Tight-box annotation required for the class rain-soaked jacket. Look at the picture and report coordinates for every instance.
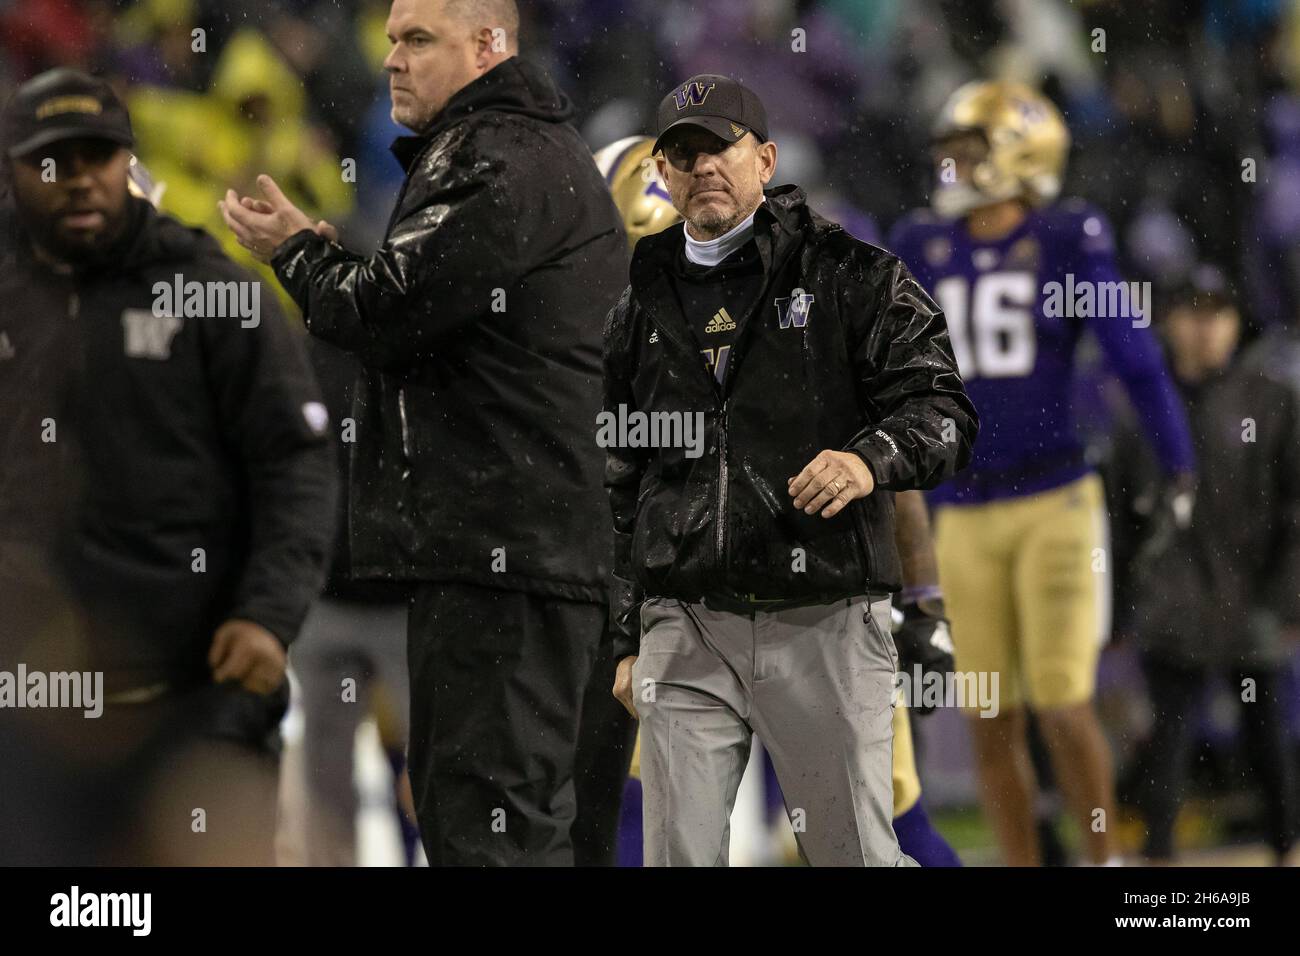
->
[0,197,337,692]
[604,186,978,657]
[273,57,627,601]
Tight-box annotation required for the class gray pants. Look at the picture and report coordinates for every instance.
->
[634,594,916,867]
[287,597,409,867]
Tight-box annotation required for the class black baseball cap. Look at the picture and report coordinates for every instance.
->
[1166,263,1235,313]
[3,68,134,160]
[653,74,769,154]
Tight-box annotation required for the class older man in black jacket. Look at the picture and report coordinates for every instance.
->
[604,76,977,866]
[221,0,627,865]
[0,69,337,864]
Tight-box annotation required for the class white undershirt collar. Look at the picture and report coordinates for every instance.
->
[683,201,764,267]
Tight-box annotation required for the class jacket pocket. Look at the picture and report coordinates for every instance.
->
[849,497,877,590]
[861,598,899,673]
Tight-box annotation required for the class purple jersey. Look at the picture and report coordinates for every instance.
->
[888,199,1195,505]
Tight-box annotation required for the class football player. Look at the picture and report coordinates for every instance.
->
[596,135,961,866]
[888,81,1196,865]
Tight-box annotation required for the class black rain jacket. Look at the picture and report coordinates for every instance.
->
[603,186,978,657]
[0,197,337,692]
[273,57,627,602]
[1109,358,1300,667]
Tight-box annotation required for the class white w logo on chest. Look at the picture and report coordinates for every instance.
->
[121,309,183,360]
[774,289,814,329]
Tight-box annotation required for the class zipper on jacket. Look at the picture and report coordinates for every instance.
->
[397,386,413,471]
[68,292,79,320]
[715,399,729,573]
[851,497,877,593]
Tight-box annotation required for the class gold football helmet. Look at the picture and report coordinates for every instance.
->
[930,80,1069,219]
[593,135,681,248]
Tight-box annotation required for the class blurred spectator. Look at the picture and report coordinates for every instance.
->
[1,0,109,78]
[1111,274,1299,863]
[0,68,337,864]
[1244,92,1300,328]
[127,27,353,303]
[112,0,208,90]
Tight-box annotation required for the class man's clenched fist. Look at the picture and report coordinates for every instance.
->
[208,618,287,696]
[612,655,638,719]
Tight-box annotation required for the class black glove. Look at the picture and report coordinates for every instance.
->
[892,597,955,716]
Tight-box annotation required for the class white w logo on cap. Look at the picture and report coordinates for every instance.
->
[673,81,715,110]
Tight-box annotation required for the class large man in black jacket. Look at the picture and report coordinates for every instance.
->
[0,69,337,864]
[221,0,628,864]
[604,76,977,866]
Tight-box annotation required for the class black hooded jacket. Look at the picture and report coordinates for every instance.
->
[273,56,628,601]
[0,197,337,692]
[1109,357,1300,667]
[604,187,978,657]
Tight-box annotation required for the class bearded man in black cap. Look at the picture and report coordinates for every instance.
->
[603,75,978,866]
[0,68,336,865]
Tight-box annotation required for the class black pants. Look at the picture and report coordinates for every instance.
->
[1139,654,1296,860]
[572,630,638,866]
[406,581,605,865]
[0,681,282,866]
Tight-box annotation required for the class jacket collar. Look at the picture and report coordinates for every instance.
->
[627,184,819,378]
[630,183,811,298]
[390,56,573,172]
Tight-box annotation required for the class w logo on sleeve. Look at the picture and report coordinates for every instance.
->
[673,80,716,110]
[775,290,815,329]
